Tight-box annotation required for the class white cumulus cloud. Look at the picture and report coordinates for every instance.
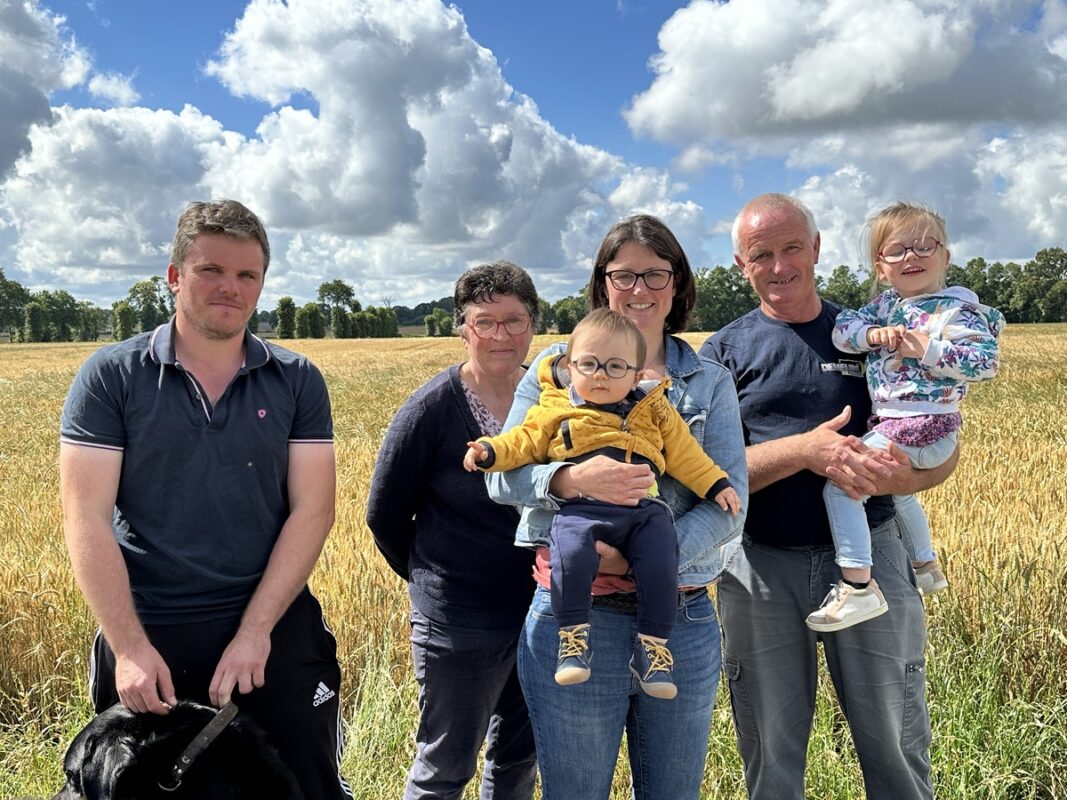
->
[88,71,140,106]
[1,104,227,300]
[0,0,709,306]
[0,0,90,176]
[634,0,1067,271]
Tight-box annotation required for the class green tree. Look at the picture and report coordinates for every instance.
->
[295,306,311,338]
[112,301,137,340]
[296,302,325,338]
[127,276,173,333]
[330,305,350,338]
[32,289,79,341]
[381,306,399,337]
[76,301,105,341]
[1041,280,1067,322]
[0,267,31,332]
[691,267,757,331]
[949,257,989,299]
[553,296,585,334]
[1013,248,1067,322]
[23,301,47,342]
[822,265,870,310]
[350,310,369,337]
[369,309,384,337]
[275,296,296,339]
[317,279,359,310]
[431,307,453,337]
[424,314,437,337]
[537,298,554,334]
[994,261,1024,321]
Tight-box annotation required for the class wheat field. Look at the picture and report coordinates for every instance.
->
[1,326,1065,798]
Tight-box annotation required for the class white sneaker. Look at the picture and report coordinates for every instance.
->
[914,562,949,595]
[806,579,888,632]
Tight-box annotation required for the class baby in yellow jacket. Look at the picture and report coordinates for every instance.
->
[465,308,738,699]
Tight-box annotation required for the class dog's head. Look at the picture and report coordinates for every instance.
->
[53,702,303,800]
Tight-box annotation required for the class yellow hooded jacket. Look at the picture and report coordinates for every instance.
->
[477,355,729,499]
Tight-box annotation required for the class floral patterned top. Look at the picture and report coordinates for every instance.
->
[833,285,1005,418]
[461,379,504,437]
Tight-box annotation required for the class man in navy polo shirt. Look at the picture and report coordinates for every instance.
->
[60,199,351,798]
[701,193,957,799]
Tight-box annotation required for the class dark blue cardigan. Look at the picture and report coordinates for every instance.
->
[366,364,535,630]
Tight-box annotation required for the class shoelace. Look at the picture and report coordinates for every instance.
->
[638,640,674,677]
[558,626,590,659]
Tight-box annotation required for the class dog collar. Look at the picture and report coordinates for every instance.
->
[158,702,240,792]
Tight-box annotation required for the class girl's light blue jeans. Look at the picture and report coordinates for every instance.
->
[823,429,958,567]
[517,585,719,800]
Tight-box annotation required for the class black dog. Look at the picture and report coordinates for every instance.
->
[53,701,305,799]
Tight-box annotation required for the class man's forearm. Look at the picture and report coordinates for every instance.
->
[746,435,811,493]
[65,520,148,654]
[238,506,334,637]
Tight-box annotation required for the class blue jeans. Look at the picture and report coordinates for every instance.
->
[718,521,932,800]
[405,607,536,800]
[823,429,957,567]
[518,585,720,800]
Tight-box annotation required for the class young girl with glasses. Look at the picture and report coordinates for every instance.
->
[464,308,740,698]
[806,202,1005,632]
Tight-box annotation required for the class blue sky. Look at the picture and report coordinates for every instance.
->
[2,0,1066,309]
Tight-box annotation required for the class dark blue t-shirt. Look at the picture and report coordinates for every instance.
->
[700,301,893,548]
[60,321,333,623]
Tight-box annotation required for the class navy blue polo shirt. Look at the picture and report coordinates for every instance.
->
[60,321,333,624]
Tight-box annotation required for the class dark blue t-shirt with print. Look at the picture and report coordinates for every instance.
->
[700,301,894,548]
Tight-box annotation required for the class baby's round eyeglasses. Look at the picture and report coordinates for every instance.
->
[570,356,638,379]
[879,238,942,264]
[468,315,531,338]
[603,269,674,291]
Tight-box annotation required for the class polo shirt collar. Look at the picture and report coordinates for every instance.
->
[149,317,272,370]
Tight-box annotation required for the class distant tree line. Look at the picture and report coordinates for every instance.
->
[0,270,399,342]
[421,298,558,337]
[3,249,1066,342]
[271,279,399,340]
[544,248,1067,334]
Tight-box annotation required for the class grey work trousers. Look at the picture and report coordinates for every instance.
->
[718,520,933,800]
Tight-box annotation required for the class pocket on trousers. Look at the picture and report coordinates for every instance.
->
[681,592,716,623]
[901,661,931,753]
[528,588,555,621]
[724,656,759,743]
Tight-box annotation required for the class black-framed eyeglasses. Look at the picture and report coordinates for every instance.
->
[569,355,638,379]
[468,314,531,338]
[603,269,674,291]
[879,237,942,264]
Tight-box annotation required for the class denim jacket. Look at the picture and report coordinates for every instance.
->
[486,335,748,587]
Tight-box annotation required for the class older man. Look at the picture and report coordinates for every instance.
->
[701,193,953,799]
[60,200,351,798]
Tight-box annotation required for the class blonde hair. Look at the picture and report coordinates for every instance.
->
[866,202,949,290]
[565,308,647,370]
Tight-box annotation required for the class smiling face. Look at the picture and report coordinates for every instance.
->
[603,241,676,340]
[459,293,534,380]
[567,327,642,406]
[734,203,821,322]
[168,233,265,341]
[875,223,951,298]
